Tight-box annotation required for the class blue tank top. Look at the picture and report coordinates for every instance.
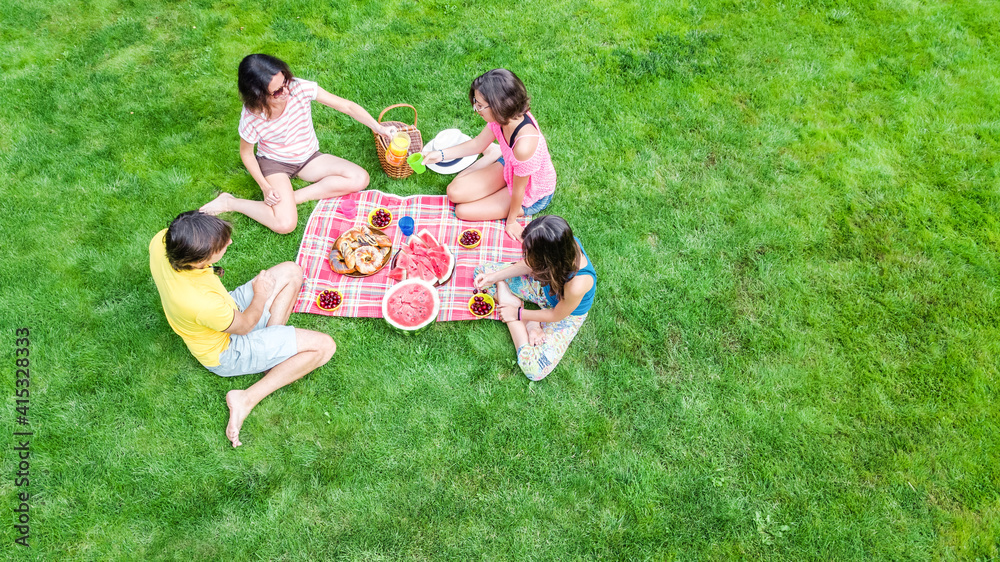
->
[543,238,596,316]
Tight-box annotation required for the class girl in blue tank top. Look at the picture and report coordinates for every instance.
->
[473,215,596,381]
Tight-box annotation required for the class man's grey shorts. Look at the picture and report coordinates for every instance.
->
[206,280,298,378]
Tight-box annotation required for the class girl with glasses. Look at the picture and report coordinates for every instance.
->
[201,54,395,234]
[421,69,557,241]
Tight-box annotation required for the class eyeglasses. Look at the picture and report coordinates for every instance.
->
[270,79,290,98]
[472,99,489,113]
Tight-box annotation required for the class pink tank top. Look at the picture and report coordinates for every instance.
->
[487,112,556,206]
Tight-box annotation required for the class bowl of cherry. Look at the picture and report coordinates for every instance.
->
[368,208,393,229]
[468,292,495,318]
[316,289,343,312]
[458,229,482,249]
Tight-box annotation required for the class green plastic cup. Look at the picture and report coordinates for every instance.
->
[407,152,426,174]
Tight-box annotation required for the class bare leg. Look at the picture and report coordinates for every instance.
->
[261,262,303,327]
[293,154,370,203]
[225,328,335,447]
[455,188,520,221]
[497,281,529,349]
[453,143,501,178]
[200,174,300,234]
[446,161,506,205]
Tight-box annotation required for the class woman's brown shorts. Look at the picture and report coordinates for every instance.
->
[256,151,322,178]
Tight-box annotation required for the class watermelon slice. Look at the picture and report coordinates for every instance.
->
[413,229,454,284]
[414,257,438,282]
[409,238,428,256]
[418,230,439,248]
[426,250,450,279]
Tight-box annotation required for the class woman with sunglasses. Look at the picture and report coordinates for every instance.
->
[201,54,395,234]
[421,69,556,241]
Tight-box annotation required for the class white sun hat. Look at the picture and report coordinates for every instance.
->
[424,129,479,174]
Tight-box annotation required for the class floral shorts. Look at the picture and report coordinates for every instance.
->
[475,262,588,381]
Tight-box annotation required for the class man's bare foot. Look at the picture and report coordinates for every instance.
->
[225,389,251,448]
[526,321,546,346]
[200,193,235,216]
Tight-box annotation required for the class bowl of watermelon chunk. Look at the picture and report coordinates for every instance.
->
[383,279,440,334]
[387,229,455,286]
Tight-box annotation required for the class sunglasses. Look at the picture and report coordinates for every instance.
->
[270,79,290,98]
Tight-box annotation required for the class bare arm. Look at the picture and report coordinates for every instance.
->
[421,126,496,164]
[501,273,593,324]
[504,134,540,240]
[223,271,275,335]
[315,87,395,140]
[240,139,282,206]
[473,259,532,292]
[505,174,528,241]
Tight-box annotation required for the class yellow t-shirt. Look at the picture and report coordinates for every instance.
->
[149,229,237,367]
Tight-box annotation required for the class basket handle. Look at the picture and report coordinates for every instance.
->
[378,104,418,127]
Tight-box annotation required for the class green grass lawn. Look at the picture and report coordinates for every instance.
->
[2,0,998,558]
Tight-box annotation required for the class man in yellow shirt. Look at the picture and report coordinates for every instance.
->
[150,211,335,447]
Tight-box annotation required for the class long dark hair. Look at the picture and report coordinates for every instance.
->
[469,69,530,126]
[238,54,293,118]
[165,211,232,271]
[522,215,579,300]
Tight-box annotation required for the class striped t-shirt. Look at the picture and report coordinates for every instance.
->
[238,78,320,164]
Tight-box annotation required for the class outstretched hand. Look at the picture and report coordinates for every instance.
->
[377,124,397,143]
[473,272,493,293]
[421,147,443,166]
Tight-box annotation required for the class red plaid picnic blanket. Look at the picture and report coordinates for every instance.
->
[293,190,526,321]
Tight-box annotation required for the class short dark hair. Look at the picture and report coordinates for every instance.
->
[165,211,232,271]
[469,69,530,126]
[238,54,294,118]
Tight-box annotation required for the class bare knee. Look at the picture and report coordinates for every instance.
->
[318,333,336,363]
[454,203,473,221]
[296,329,336,363]
[348,168,369,192]
[446,180,465,203]
[271,217,298,235]
[271,262,303,287]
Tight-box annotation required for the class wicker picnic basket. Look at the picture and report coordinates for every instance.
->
[374,104,423,180]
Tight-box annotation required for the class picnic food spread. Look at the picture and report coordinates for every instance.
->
[329,225,393,276]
